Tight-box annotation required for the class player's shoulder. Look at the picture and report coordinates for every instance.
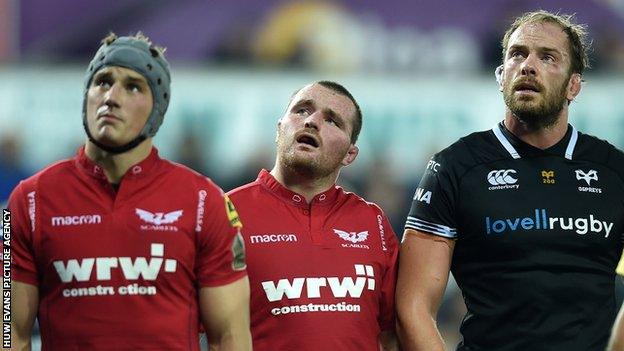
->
[575,131,624,175]
[7,158,74,208]
[432,129,501,174]
[19,158,76,191]
[338,189,398,243]
[161,160,226,198]
[575,131,622,161]
[226,179,262,200]
[338,187,386,215]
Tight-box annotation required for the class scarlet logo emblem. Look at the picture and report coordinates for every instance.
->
[487,169,517,185]
[135,209,183,225]
[333,229,369,243]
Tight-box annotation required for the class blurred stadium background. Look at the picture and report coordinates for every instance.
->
[1,0,624,349]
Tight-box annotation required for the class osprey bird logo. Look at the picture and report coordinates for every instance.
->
[136,209,183,225]
[333,229,369,243]
[575,169,598,186]
[541,170,554,179]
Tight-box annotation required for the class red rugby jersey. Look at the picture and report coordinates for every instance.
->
[227,170,398,351]
[9,147,246,351]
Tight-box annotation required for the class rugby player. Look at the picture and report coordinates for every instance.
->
[9,33,251,350]
[228,81,399,350]
[396,10,624,351]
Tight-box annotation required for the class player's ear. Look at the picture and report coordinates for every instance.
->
[341,144,358,166]
[275,118,282,144]
[566,73,582,103]
[495,65,504,92]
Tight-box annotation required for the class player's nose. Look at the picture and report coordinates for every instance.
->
[304,112,322,131]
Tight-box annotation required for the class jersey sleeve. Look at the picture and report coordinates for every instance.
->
[606,144,624,246]
[616,251,624,276]
[404,152,459,239]
[376,211,399,332]
[195,182,247,287]
[7,180,39,285]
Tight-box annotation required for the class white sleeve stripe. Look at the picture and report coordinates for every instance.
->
[405,217,457,238]
[405,223,457,238]
[406,216,457,233]
[405,221,456,234]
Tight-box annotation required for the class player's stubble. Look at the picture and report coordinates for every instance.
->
[503,73,570,130]
[276,127,349,179]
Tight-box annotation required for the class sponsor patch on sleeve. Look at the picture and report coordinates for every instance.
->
[231,231,246,271]
[223,195,242,228]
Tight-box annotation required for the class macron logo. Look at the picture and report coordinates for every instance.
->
[136,209,183,225]
[52,214,101,226]
[250,234,298,244]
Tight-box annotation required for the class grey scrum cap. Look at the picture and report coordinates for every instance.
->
[82,35,171,152]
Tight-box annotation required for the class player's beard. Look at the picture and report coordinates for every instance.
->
[503,76,569,130]
[276,129,347,180]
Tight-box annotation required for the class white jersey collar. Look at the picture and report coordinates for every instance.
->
[492,122,578,160]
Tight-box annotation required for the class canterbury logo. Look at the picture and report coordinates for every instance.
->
[575,169,598,186]
[135,209,183,225]
[487,169,518,185]
[333,229,369,243]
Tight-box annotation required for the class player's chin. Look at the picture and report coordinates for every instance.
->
[93,131,131,148]
[288,154,319,169]
[511,99,540,114]
[514,94,540,103]
[291,152,317,165]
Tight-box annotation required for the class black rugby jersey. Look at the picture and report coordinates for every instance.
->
[406,122,624,351]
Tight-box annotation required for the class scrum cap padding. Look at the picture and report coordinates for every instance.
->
[83,36,171,138]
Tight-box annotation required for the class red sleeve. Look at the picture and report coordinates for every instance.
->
[195,183,247,287]
[8,180,39,285]
[377,212,399,332]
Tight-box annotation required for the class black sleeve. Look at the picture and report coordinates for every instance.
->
[404,150,461,239]
[606,144,624,244]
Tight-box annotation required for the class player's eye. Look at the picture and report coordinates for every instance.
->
[94,77,112,88]
[326,117,340,127]
[510,50,525,59]
[296,108,310,116]
[542,54,555,63]
[127,83,142,93]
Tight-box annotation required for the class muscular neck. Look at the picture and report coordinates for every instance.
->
[504,108,569,149]
[84,138,153,184]
[270,161,339,204]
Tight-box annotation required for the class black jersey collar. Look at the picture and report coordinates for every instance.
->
[492,121,578,160]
